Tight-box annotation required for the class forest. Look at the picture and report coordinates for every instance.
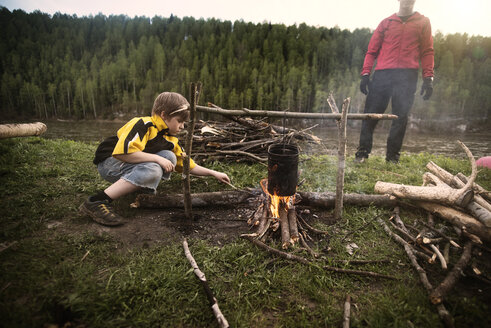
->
[0,7,490,124]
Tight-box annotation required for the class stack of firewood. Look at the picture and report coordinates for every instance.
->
[374,142,490,327]
[189,117,321,163]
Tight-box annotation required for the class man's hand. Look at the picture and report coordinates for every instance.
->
[360,75,370,95]
[420,77,433,100]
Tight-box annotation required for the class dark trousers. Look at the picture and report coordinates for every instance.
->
[356,69,418,161]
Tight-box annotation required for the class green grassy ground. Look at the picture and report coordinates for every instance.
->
[0,137,489,327]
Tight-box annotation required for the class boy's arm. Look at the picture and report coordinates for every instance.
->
[114,152,175,173]
[190,164,230,184]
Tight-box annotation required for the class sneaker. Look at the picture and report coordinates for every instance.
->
[386,157,399,164]
[354,156,367,164]
[79,199,124,226]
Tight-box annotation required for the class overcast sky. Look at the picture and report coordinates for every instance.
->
[1,0,490,37]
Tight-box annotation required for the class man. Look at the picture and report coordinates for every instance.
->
[355,0,434,163]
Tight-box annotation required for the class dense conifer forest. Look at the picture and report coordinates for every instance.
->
[0,7,490,122]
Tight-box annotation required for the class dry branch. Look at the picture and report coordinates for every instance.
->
[196,104,398,120]
[342,295,351,328]
[378,218,454,327]
[333,97,350,220]
[183,82,199,219]
[182,239,229,328]
[430,241,473,305]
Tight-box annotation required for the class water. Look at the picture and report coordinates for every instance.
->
[40,119,490,159]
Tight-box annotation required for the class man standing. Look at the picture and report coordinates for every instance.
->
[355,0,434,163]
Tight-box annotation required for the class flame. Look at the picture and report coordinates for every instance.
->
[260,179,295,218]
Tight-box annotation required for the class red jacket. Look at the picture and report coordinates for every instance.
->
[361,12,434,78]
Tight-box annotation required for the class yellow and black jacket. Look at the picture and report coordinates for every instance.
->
[93,115,196,173]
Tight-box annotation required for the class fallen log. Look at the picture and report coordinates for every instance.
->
[134,190,398,209]
[416,201,491,243]
[0,122,47,139]
[298,191,397,208]
[133,190,256,208]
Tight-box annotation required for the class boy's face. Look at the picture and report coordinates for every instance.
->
[163,115,186,135]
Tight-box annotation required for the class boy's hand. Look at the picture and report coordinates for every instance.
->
[214,172,231,184]
[159,158,175,173]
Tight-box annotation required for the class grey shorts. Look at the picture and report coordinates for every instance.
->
[97,150,177,193]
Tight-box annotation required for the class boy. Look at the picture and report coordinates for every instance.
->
[80,92,230,226]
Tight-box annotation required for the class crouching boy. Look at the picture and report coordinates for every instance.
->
[80,92,230,226]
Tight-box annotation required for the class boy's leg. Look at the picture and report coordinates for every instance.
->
[81,152,175,226]
[356,70,392,161]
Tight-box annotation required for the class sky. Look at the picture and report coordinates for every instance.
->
[1,0,490,37]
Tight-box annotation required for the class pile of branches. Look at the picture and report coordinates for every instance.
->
[374,141,491,327]
[190,116,321,163]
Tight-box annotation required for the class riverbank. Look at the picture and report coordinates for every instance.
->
[0,137,490,327]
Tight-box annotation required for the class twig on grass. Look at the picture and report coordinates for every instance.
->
[241,235,397,280]
[182,239,229,328]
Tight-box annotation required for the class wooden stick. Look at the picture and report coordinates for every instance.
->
[430,241,473,305]
[182,239,229,328]
[241,235,397,280]
[377,218,455,327]
[334,97,350,220]
[183,82,199,219]
[342,295,351,328]
[279,206,290,249]
[429,244,447,270]
[196,104,398,120]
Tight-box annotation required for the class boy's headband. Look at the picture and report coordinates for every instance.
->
[169,105,189,116]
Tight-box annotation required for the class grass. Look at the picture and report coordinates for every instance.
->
[0,137,490,327]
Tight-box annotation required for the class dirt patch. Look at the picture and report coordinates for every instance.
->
[62,203,256,249]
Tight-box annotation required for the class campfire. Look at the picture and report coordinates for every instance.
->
[246,143,323,253]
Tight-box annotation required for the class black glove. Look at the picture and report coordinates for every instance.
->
[420,77,433,100]
[360,75,369,95]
